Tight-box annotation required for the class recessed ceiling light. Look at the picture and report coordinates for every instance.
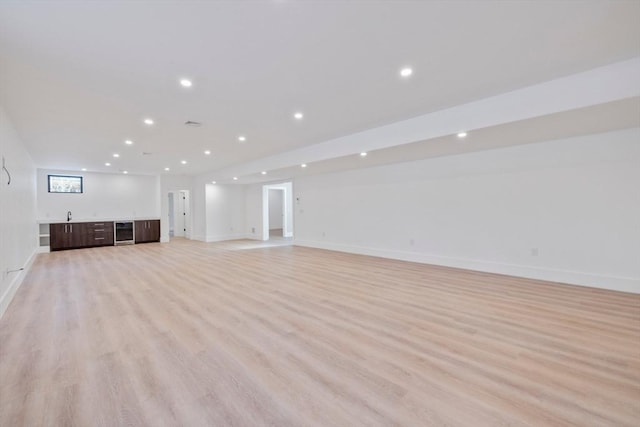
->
[457,131,468,138]
[238,136,246,142]
[294,112,304,120]
[204,150,211,155]
[211,181,217,184]
[125,140,133,145]
[301,163,307,168]
[81,168,87,171]
[164,167,170,171]
[400,67,413,78]
[233,177,238,181]
[180,79,193,88]
[181,160,187,164]
[123,171,128,174]
[144,118,154,125]
[261,171,267,175]
[105,162,111,166]
[113,153,120,158]
[360,152,368,157]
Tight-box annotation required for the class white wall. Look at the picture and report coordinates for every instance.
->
[294,128,640,293]
[0,106,37,318]
[268,189,283,230]
[245,184,263,240]
[282,182,293,238]
[37,169,160,221]
[205,184,246,242]
[168,192,175,235]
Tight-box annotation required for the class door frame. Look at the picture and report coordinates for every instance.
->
[262,182,293,241]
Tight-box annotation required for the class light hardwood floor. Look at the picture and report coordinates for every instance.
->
[1,239,639,426]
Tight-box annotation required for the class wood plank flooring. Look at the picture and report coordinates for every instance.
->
[1,239,639,426]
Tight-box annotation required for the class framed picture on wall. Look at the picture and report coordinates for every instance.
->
[48,175,83,193]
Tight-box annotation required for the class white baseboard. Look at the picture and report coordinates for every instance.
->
[205,233,249,243]
[294,239,640,294]
[0,249,38,320]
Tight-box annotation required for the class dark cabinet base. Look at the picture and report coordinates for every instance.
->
[134,220,161,243]
[50,220,157,251]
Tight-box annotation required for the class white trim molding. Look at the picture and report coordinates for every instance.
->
[294,239,640,294]
[0,249,38,319]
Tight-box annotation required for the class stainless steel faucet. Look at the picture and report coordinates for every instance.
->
[67,211,72,222]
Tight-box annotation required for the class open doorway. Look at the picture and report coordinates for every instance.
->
[268,188,285,239]
[167,190,190,240]
[262,182,293,241]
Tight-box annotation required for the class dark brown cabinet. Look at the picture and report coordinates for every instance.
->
[86,222,114,247]
[50,223,72,250]
[134,220,160,243]
[50,221,114,251]
[50,220,159,251]
[50,222,86,250]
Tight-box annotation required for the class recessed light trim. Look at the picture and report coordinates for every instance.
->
[261,171,267,175]
[238,136,246,142]
[204,150,211,155]
[113,153,120,158]
[457,131,468,138]
[400,67,413,78]
[181,160,187,164]
[180,79,193,87]
[105,162,111,166]
[125,140,133,145]
[81,168,87,171]
[211,181,217,184]
[301,163,307,168]
[164,167,170,171]
[360,152,368,157]
[233,177,238,181]
[144,118,154,125]
[294,112,304,120]
[123,171,128,174]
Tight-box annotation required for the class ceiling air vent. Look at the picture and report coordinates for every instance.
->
[142,152,152,156]
[185,121,202,127]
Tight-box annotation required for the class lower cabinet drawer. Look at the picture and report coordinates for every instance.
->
[91,235,114,245]
[88,228,114,246]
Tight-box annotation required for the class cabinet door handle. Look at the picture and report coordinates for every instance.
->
[70,224,73,232]
[94,223,104,226]
[95,229,104,232]
[65,224,68,233]
[94,237,104,240]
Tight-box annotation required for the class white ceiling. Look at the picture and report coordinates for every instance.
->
[0,1,639,176]
[245,97,640,185]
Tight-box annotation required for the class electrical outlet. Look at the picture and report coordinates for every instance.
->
[251,227,255,234]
